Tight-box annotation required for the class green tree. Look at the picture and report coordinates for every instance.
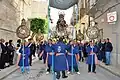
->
[30,18,48,39]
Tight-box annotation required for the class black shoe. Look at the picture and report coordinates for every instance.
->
[93,72,96,74]
[10,64,14,65]
[88,71,90,73]
[56,76,60,79]
[105,64,109,66]
[62,76,68,78]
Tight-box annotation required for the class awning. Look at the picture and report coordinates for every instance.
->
[49,0,78,10]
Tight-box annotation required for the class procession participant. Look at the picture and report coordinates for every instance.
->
[17,40,30,73]
[38,41,44,60]
[45,39,54,74]
[28,39,33,66]
[77,40,84,62]
[67,40,80,74]
[39,41,47,64]
[52,39,56,45]
[53,37,68,79]
[83,41,89,59]
[86,41,98,73]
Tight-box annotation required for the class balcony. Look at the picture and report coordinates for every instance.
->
[87,0,110,17]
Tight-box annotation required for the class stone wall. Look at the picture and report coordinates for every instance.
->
[31,0,47,19]
[94,0,120,67]
[0,0,19,42]
[0,0,32,42]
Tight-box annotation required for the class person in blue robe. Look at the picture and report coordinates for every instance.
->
[66,40,80,74]
[77,41,84,62]
[17,41,30,73]
[45,39,54,74]
[53,37,68,79]
[39,41,47,64]
[86,41,98,73]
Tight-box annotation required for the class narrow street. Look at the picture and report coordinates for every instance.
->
[3,60,120,80]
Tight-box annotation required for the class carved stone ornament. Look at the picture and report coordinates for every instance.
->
[16,19,30,39]
[76,30,84,40]
[86,25,99,39]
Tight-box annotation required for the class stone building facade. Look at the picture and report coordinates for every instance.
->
[0,0,32,42]
[79,0,120,68]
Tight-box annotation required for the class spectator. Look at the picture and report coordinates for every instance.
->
[8,40,15,65]
[105,38,113,65]
[97,39,103,61]
[4,42,10,67]
[101,39,106,63]
[0,39,6,69]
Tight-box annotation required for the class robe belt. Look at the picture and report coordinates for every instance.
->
[56,53,65,55]
[89,53,95,55]
[48,52,54,55]
[68,53,75,55]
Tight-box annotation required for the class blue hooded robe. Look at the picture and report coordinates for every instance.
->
[18,45,30,67]
[45,44,54,66]
[67,44,79,66]
[53,42,68,71]
[86,45,98,64]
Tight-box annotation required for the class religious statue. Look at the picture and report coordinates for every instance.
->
[56,12,68,37]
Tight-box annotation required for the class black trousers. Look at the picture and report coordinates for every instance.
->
[56,71,66,79]
[69,66,79,72]
[9,52,14,65]
[103,52,106,63]
[88,64,96,72]
[33,50,36,57]
[0,54,5,69]
[29,53,32,66]
[47,64,51,72]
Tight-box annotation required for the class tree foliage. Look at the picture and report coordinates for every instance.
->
[30,18,47,34]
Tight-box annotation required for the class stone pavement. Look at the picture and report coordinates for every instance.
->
[0,57,38,80]
[2,61,120,80]
[99,61,120,77]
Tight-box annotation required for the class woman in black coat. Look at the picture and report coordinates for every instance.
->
[4,42,10,67]
[0,39,6,69]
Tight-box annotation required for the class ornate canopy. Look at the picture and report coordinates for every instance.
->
[49,0,78,10]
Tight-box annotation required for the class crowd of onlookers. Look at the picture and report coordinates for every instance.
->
[0,39,15,70]
[0,38,36,71]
